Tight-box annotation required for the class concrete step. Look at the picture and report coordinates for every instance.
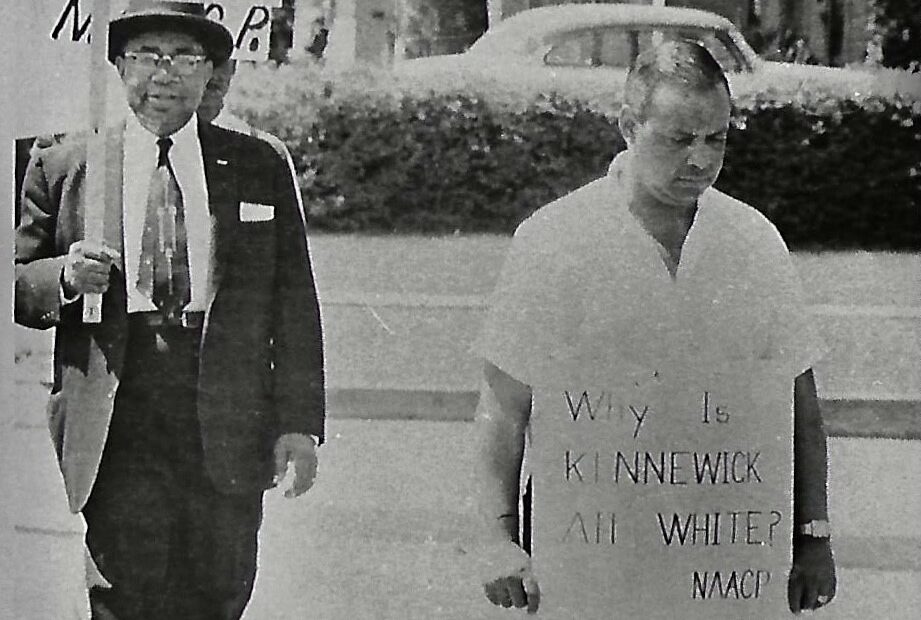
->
[14,357,921,441]
[320,299,921,401]
[325,388,921,440]
[15,300,921,403]
[6,421,919,566]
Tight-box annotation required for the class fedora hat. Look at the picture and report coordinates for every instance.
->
[108,0,234,64]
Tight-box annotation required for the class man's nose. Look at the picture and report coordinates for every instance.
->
[150,61,178,81]
[687,138,716,169]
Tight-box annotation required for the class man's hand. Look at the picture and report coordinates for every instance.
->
[484,568,540,614]
[788,537,836,613]
[480,539,540,614]
[273,433,318,498]
[62,240,120,296]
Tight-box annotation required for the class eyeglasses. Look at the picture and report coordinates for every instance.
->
[123,51,208,75]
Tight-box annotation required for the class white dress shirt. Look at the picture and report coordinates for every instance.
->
[123,114,211,313]
[477,150,826,387]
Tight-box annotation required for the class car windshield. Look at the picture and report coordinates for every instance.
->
[543,25,749,73]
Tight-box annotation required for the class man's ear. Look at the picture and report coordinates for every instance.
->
[202,60,214,83]
[618,105,638,146]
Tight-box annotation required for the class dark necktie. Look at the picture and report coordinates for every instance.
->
[137,137,191,322]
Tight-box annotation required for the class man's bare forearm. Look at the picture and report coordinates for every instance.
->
[474,361,532,541]
[793,369,830,524]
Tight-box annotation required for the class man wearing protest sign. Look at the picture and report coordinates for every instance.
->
[474,40,836,617]
[14,1,325,617]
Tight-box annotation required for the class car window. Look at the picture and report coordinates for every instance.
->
[543,25,747,73]
[544,27,635,68]
[646,27,747,72]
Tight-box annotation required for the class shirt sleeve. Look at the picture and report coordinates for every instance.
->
[473,224,581,387]
[759,229,828,379]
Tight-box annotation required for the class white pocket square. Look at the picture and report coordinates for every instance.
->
[239,202,274,222]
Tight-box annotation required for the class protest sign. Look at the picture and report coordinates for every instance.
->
[9,0,279,137]
[529,359,793,619]
[203,0,279,61]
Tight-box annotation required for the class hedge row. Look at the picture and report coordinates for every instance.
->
[873,0,921,70]
[230,64,921,249]
[721,97,921,249]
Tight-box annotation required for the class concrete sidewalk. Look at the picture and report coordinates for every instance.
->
[5,418,919,619]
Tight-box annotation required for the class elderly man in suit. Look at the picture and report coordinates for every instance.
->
[14,2,325,618]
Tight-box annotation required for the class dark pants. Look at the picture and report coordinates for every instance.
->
[82,317,264,620]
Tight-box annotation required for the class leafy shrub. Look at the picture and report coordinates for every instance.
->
[872,0,921,70]
[229,62,920,249]
[723,94,921,249]
[307,94,625,233]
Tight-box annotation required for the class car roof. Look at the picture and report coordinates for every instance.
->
[472,5,737,55]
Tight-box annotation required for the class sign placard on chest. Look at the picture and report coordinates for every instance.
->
[529,361,793,619]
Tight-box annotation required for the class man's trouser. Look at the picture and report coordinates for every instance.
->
[82,315,264,620]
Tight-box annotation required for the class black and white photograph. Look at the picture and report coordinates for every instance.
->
[2,0,918,618]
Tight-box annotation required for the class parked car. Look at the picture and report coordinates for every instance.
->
[393,4,918,106]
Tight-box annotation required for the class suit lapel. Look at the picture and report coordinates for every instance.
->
[198,122,238,314]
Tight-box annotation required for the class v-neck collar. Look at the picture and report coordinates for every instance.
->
[634,205,702,281]
[606,151,709,282]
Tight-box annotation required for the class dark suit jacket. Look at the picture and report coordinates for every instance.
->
[15,120,325,512]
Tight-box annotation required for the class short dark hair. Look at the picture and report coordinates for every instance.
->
[623,39,731,122]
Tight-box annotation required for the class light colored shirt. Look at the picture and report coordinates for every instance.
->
[123,114,211,313]
[476,151,825,387]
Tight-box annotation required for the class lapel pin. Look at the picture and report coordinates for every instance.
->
[216,159,229,166]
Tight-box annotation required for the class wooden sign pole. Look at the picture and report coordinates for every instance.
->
[83,0,112,323]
